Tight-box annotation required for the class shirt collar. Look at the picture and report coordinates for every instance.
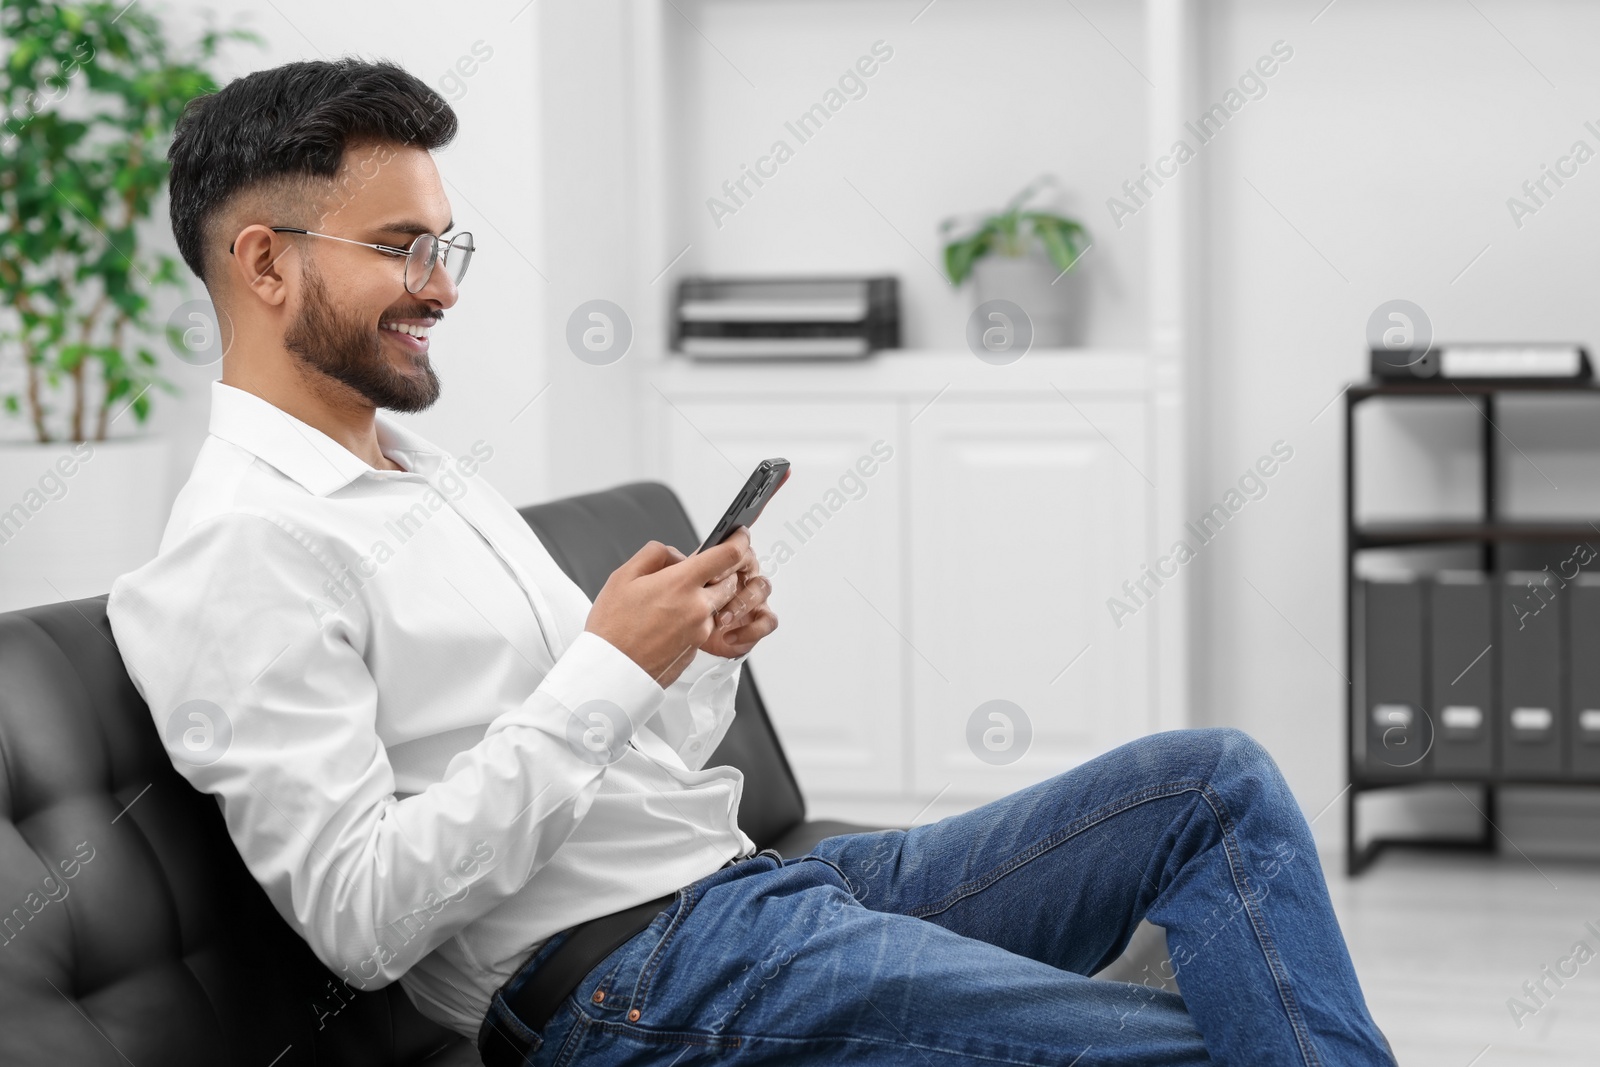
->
[208,379,443,497]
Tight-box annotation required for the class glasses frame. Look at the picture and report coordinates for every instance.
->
[235,226,474,293]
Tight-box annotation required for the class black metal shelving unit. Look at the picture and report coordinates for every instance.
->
[1345,378,1600,876]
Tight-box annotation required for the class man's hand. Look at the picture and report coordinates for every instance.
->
[584,527,772,688]
[699,531,777,660]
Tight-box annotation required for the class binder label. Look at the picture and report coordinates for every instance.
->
[1373,704,1413,727]
[1510,706,1554,734]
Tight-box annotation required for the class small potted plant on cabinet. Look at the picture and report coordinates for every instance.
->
[940,174,1090,348]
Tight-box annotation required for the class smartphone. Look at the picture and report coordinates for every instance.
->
[695,458,791,555]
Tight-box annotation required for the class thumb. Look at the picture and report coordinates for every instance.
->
[685,537,748,586]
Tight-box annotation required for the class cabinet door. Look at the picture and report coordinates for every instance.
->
[660,398,905,796]
[908,397,1154,800]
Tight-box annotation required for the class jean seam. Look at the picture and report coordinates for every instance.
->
[674,1026,1055,1066]
[580,1015,743,1050]
[628,884,695,1017]
[1193,781,1322,1067]
[903,777,1322,1067]
[551,1002,590,1067]
[799,852,853,891]
[904,779,1211,919]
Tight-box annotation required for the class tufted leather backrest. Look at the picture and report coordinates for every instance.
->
[0,597,467,1066]
[0,480,805,1065]
[517,481,807,849]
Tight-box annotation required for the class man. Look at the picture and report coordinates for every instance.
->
[108,58,1394,1066]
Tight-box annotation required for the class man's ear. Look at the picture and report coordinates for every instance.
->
[229,224,295,307]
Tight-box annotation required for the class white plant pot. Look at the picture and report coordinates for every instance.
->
[0,437,172,613]
[972,251,1087,349]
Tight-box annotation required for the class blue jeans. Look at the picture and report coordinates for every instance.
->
[480,727,1393,1065]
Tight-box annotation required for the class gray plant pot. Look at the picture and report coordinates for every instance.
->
[971,251,1087,349]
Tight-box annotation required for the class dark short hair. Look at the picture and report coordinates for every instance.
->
[167,58,458,284]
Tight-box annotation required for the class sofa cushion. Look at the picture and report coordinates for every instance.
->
[0,598,465,1065]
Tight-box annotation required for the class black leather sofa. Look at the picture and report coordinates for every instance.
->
[0,482,880,1066]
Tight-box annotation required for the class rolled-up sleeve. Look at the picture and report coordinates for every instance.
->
[107,510,664,989]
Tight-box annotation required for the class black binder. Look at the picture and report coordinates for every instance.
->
[1568,574,1600,778]
[1501,571,1564,778]
[1429,572,1493,776]
[1363,576,1430,775]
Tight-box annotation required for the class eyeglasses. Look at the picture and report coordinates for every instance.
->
[233,227,475,293]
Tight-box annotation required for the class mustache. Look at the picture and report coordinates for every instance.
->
[381,307,443,324]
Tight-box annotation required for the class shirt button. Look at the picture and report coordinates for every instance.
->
[627,1009,641,1022]
[591,989,605,1004]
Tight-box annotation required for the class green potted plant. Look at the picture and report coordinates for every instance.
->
[0,0,255,610]
[940,174,1090,349]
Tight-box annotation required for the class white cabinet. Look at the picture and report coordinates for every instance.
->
[651,358,1168,823]
[907,399,1154,801]
[661,399,906,796]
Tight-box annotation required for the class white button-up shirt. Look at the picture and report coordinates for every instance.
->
[107,380,756,1039]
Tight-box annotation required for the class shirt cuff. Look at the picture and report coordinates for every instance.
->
[538,631,668,736]
[678,646,748,687]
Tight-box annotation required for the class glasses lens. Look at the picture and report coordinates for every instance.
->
[404,234,439,293]
[443,232,474,287]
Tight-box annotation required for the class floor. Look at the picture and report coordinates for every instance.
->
[1326,848,1600,1067]
[1091,847,1600,1064]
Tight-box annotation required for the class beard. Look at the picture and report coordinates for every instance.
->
[283,264,442,413]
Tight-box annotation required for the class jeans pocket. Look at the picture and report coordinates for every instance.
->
[622,888,695,1013]
[795,852,854,893]
[565,890,689,1026]
[480,988,544,1057]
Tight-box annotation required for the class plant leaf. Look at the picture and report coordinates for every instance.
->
[0,0,259,430]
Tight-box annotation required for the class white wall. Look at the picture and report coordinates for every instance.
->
[535,0,660,499]
[663,0,1150,352]
[1197,0,1600,853]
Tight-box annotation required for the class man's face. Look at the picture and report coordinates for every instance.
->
[280,143,459,413]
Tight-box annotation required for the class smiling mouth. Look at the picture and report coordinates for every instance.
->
[379,320,432,352]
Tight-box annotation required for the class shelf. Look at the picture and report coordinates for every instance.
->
[646,349,1155,399]
[1350,378,1600,401]
[1344,371,1600,874]
[1355,772,1600,789]
[1354,520,1600,548]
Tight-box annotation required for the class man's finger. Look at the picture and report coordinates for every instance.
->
[722,607,778,648]
[717,530,758,583]
[703,570,742,614]
[620,540,681,577]
[684,535,749,585]
[716,577,770,626]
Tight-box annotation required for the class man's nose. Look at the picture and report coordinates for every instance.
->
[417,257,460,308]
